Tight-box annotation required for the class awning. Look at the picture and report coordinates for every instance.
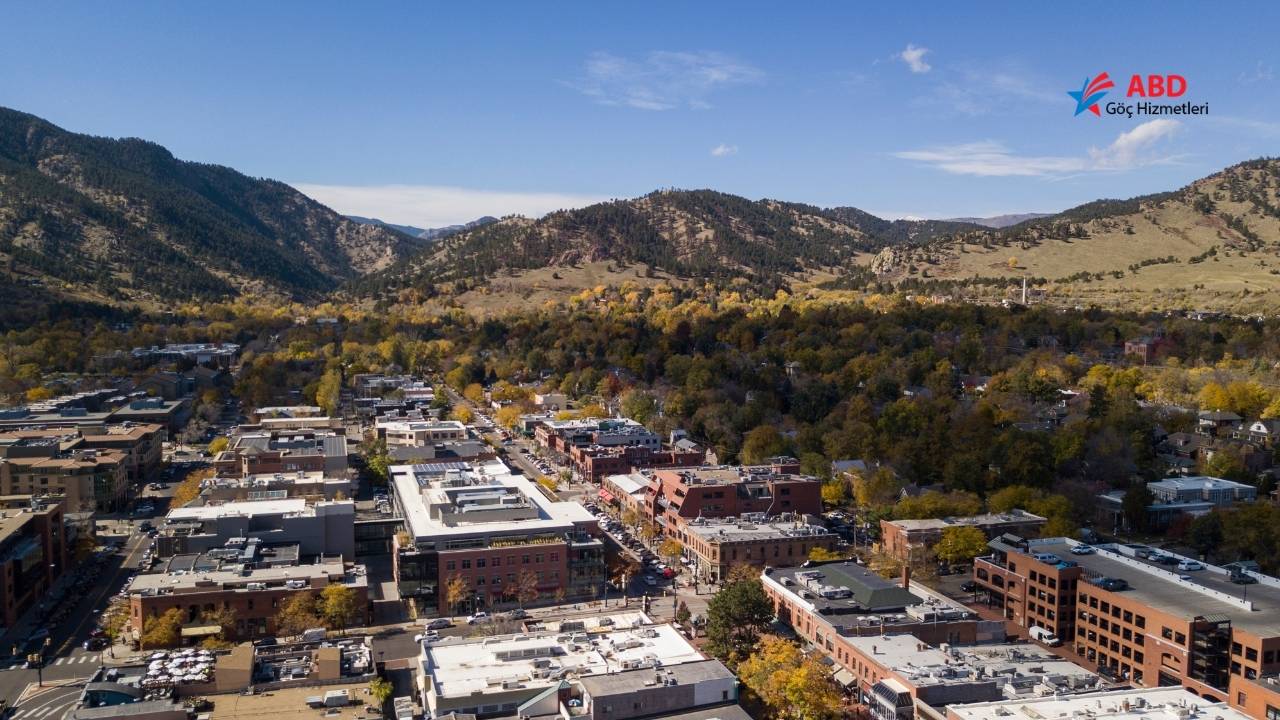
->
[833,668,857,687]
[180,625,222,638]
[597,489,616,503]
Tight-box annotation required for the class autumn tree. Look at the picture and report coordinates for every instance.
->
[141,608,184,649]
[369,677,394,705]
[444,574,469,615]
[853,468,904,509]
[321,584,360,633]
[495,405,523,430]
[808,546,846,562]
[658,538,684,565]
[452,404,475,424]
[463,383,486,404]
[275,593,323,636]
[934,526,989,565]
[170,467,213,508]
[739,635,842,720]
[513,569,540,607]
[740,425,787,465]
[198,606,239,644]
[207,436,229,454]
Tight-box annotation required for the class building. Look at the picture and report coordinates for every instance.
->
[1097,476,1255,532]
[600,473,651,516]
[535,418,660,456]
[201,471,353,502]
[78,423,166,485]
[974,535,1280,702]
[126,556,368,642]
[1200,411,1245,437]
[838,633,1104,719]
[213,429,349,479]
[0,496,66,629]
[570,444,706,483]
[156,498,355,559]
[416,616,739,720]
[947,687,1252,720]
[880,510,1048,562]
[108,397,192,433]
[681,515,836,583]
[378,419,468,447]
[131,342,239,368]
[647,464,823,538]
[762,561,1005,677]
[0,442,129,512]
[390,459,605,615]
[532,392,568,411]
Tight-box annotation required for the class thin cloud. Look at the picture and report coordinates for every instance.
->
[570,50,762,110]
[898,44,931,74]
[1239,60,1274,84]
[710,143,738,157]
[895,119,1182,177]
[290,183,609,228]
[918,64,1061,116]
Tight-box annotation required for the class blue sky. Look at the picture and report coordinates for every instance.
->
[3,2,1278,226]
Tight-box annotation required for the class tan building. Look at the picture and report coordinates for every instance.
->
[78,423,166,485]
[680,516,836,583]
[880,510,1046,562]
[0,496,66,629]
[0,446,129,512]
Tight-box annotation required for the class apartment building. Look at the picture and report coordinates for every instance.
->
[126,556,368,642]
[880,510,1047,563]
[0,442,128,512]
[378,419,468,447]
[1,423,165,487]
[0,496,66,628]
[761,561,1005,677]
[390,460,605,615]
[534,418,660,456]
[416,615,738,720]
[648,464,823,538]
[680,515,836,582]
[974,535,1280,704]
[212,429,349,479]
[156,498,355,559]
[201,471,352,502]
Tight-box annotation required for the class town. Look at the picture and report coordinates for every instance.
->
[1,307,1279,720]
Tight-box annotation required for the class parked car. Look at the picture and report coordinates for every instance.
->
[424,618,452,630]
[467,612,491,625]
[960,580,979,592]
[83,637,108,651]
[1029,626,1062,647]
[1177,560,1204,571]
[1231,573,1259,585]
[507,608,529,620]
[1070,544,1095,555]
[642,575,658,586]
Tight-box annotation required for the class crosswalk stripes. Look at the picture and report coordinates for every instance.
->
[13,706,65,718]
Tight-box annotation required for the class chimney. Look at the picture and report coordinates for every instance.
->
[901,564,912,589]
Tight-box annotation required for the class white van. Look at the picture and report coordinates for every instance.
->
[1029,626,1062,646]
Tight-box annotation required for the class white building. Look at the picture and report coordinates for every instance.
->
[378,419,468,447]
[946,687,1251,720]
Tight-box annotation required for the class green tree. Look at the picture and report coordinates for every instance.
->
[704,576,774,665]
[619,389,659,425]
[934,526,989,565]
[740,425,787,465]
[1121,484,1154,533]
[853,468,904,509]
[1187,512,1224,560]
[659,538,684,565]
[738,635,842,720]
[369,677,394,706]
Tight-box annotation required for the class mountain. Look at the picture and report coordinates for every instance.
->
[352,190,981,297]
[0,107,425,304]
[944,213,1054,228]
[347,214,499,241]
[873,158,1280,313]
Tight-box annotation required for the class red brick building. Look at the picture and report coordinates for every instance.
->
[569,445,705,483]
[647,462,822,538]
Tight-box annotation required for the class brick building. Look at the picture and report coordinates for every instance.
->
[879,510,1047,562]
[974,535,1280,703]
[569,444,705,483]
[390,459,605,616]
[0,443,129,512]
[680,516,836,582]
[0,496,66,629]
[647,463,822,539]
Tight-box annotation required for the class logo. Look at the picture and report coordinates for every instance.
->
[1068,72,1115,117]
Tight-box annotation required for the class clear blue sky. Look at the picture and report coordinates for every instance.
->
[3,2,1278,226]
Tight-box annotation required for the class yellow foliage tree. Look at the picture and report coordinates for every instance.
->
[495,405,523,430]
[141,608,184,649]
[452,404,475,424]
[739,635,842,720]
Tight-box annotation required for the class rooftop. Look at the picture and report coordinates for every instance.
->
[129,558,364,595]
[946,687,1250,720]
[207,681,373,719]
[167,498,310,521]
[888,509,1046,532]
[763,562,975,629]
[850,634,1101,693]
[1147,475,1254,492]
[422,620,704,701]
[684,516,833,543]
[1025,539,1280,636]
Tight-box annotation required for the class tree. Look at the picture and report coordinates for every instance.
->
[1121,484,1154,533]
[935,526,989,565]
[170,467,213,508]
[369,677,394,706]
[893,490,982,520]
[853,468,903,509]
[704,576,774,665]
[741,425,787,465]
[452,404,475,424]
[198,606,238,643]
[1187,512,1224,560]
[514,569,540,607]
[444,574,469,615]
[820,478,849,507]
[463,383,486,404]
[207,436,229,454]
[275,593,323,636]
[364,437,391,485]
[658,538,683,565]
[620,389,659,425]
[321,584,360,633]
[314,368,343,416]
[141,608,184,649]
[675,600,692,628]
[808,547,845,562]
[620,508,640,528]
[739,635,842,720]
[495,405,523,430]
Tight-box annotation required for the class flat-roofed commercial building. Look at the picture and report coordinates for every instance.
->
[157,497,355,559]
[682,515,836,583]
[648,464,823,538]
[947,687,1251,720]
[762,561,1005,680]
[880,510,1046,563]
[378,419,467,447]
[391,460,605,615]
[416,616,738,720]
[0,444,128,512]
[0,496,65,628]
[974,535,1280,703]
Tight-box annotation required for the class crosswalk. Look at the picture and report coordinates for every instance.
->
[10,705,73,719]
[2,655,98,671]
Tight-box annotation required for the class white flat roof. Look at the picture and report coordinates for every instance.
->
[947,687,1249,720]
[423,621,702,701]
[167,498,308,521]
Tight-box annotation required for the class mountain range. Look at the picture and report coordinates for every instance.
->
[2,106,1277,315]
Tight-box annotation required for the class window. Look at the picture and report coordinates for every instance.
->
[493,557,501,567]
[1234,642,1244,656]
[1175,632,1186,646]
[462,559,471,569]
[1101,601,1110,613]
[1124,610,1133,623]
[1247,648,1258,662]
[1135,615,1146,629]
[1266,651,1276,664]
[1268,707,1280,720]
[446,561,456,571]
[476,558,486,568]
[1162,627,1173,640]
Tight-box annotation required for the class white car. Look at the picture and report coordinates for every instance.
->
[466,612,491,625]
[1177,560,1203,571]
[1070,544,1095,555]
